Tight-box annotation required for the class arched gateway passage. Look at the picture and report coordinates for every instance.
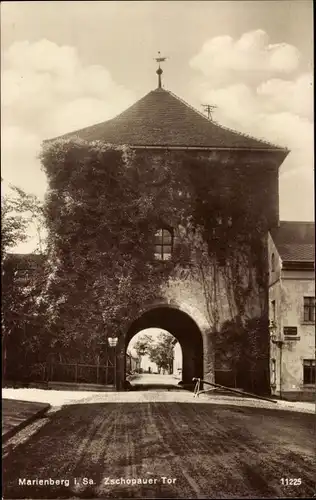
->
[125,306,204,386]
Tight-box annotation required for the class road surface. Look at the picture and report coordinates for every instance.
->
[129,373,181,389]
[3,393,315,499]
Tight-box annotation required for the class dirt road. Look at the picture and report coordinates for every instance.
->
[129,372,180,389]
[3,398,315,499]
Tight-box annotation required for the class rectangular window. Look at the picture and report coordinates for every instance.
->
[303,297,315,322]
[154,228,173,260]
[162,245,171,257]
[163,231,172,244]
[155,245,162,255]
[154,229,163,244]
[303,359,316,385]
[283,326,298,336]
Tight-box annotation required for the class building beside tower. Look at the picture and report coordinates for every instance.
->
[268,222,315,401]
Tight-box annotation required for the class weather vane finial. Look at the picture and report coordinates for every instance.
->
[154,51,168,89]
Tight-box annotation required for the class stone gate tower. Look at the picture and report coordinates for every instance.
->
[54,72,288,391]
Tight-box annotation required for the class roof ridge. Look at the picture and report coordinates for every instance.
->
[166,89,287,151]
[166,88,218,122]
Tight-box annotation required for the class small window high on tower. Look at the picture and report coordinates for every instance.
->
[154,228,173,260]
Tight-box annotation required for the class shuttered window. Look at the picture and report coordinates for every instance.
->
[303,360,316,385]
[303,297,315,322]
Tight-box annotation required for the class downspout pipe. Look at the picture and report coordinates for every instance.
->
[279,342,283,400]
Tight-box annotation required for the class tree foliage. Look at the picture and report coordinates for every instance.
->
[148,332,175,373]
[133,331,175,373]
[2,186,28,256]
[1,182,46,257]
[1,182,46,381]
[2,255,48,381]
[39,140,175,360]
[133,334,154,357]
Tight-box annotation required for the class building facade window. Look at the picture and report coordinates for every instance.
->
[271,253,275,272]
[303,359,316,385]
[154,228,173,261]
[303,297,315,322]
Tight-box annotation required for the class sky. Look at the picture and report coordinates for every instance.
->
[1,1,314,252]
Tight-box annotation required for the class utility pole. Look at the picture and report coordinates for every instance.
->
[201,104,217,121]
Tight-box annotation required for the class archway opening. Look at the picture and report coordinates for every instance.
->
[125,306,203,389]
[126,328,183,388]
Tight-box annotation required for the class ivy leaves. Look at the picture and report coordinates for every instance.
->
[40,140,172,357]
[39,140,269,369]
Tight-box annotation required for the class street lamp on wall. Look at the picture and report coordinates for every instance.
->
[108,337,118,348]
[269,320,284,399]
[269,320,284,348]
[108,336,119,389]
[269,320,277,341]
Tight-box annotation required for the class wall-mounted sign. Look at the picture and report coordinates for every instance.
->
[283,326,298,336]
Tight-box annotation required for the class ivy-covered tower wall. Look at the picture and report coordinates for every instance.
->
[3,138,286,392]
[126,147,283,392]
[29,84,289,393]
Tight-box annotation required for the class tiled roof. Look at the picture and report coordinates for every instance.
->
[49,88,288,151]
[271,222,315,262]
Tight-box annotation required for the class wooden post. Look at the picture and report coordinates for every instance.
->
[75,363,78,383]
[279,344,283,400]
[192,377,277,403]
[114,347,117,389]
[2,334,7,384]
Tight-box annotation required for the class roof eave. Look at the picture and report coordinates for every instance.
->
[41,138,289,155]
[130,144,289,153]
[282,260,314,270]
